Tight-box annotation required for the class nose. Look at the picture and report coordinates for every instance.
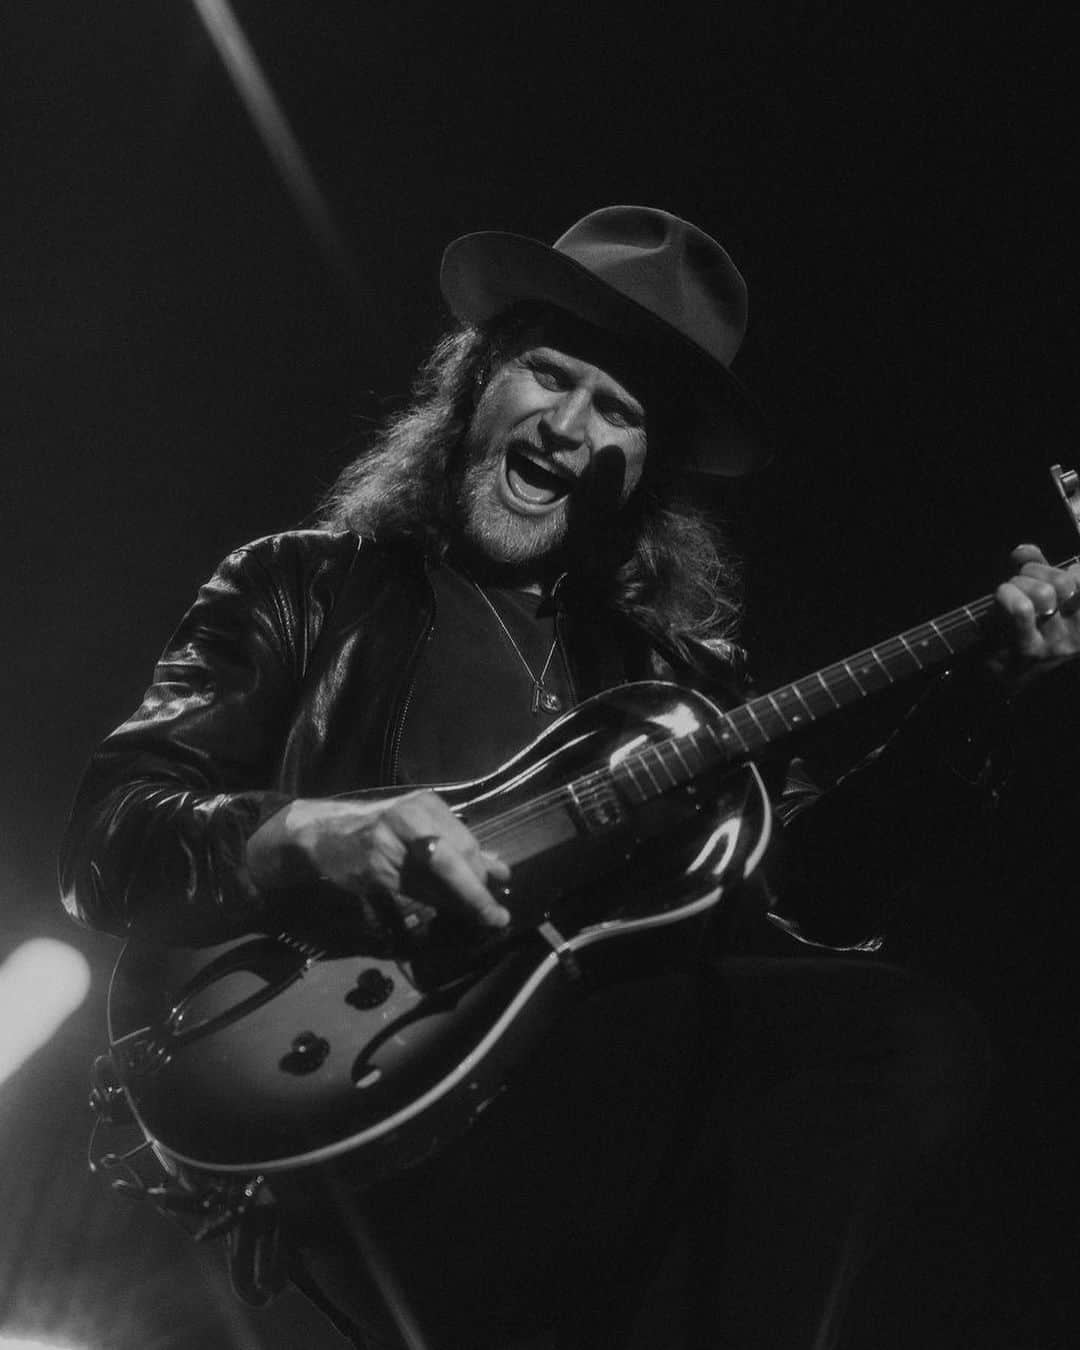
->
[538,387,592,454]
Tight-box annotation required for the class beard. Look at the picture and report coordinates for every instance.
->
[451,428,639,589]
[453,430,572,580]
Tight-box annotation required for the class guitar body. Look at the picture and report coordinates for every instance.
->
[97,515,1080,1204]
[107,682,772,1185]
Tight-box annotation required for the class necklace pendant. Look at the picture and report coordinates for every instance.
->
[532,684,562,715]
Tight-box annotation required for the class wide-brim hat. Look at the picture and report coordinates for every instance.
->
[440,204,771,475]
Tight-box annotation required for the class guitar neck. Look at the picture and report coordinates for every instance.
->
[717,593,995,757]
[609,554,1079,806]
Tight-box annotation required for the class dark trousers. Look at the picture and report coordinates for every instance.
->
[289,956,989,1350]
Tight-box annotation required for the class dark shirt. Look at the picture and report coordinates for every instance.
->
[395,564,574,786]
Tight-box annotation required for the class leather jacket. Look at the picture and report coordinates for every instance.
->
[59,529,1001,951]
[59,530,769,941]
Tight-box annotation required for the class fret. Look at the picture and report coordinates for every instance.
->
[637,755,663,793]
[743,702,768,739]
[670,740,694,776]
[766,690,790,728]
[718,716,751,754]
[766,688,805,731]
[757,696,792,739]
[897,632,926,670]
[644,744,679,788]
[685,733,715,770]
[928,617,956,655]
[815,670,841,709]
[877,637,922,678]
[617,757,651,803]
[906,628,938,660]
[790,682,816,721]
[841,660,867,695]
[868,648,892,684]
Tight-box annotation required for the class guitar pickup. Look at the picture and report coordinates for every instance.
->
[567,782,626,833]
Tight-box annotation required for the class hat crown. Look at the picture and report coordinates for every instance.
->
[552,206,748,368]
[439,204,769,473]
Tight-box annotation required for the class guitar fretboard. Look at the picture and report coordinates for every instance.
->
[612,556,1078,806]
[476,555,1078,847]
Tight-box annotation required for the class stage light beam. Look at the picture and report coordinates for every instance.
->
[0,939,92,1089]
[0,1338,91,1350]
[189,0,362,299]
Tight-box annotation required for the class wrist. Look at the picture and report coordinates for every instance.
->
[245,800,312,892]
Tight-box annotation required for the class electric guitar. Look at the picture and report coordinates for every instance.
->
[100,469,1080,1192]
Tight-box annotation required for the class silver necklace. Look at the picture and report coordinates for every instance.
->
[463,572,563,714]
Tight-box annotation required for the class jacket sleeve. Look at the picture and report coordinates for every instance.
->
[58,538,322,943]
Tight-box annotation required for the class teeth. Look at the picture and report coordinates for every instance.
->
[506,451,569,505]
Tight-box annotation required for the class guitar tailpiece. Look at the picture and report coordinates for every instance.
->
[88,1082,265,1248]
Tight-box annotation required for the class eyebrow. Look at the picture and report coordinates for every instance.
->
[530,348,645,416]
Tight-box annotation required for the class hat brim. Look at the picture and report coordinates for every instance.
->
[440,230,772,476]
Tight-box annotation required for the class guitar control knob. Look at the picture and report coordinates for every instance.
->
[280,1031,330,1074]
[347,968,395,1010]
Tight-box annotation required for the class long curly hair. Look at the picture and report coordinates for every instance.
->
[317,305,744,656]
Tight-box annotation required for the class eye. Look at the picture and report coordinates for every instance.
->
[526,358,572,391]
[598,398,643,429]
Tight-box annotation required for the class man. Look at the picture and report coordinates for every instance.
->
[61,206,1080,1349]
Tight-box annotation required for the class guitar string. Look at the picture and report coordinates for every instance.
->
[467,560,1080,848]
[472,609,963,845]
[469,732,726,846]
[473,601,973,844]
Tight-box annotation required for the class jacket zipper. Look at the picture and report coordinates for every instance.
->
[388,589,435,785]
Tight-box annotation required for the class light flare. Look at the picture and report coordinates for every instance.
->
[0,939,91,1088]
[189,0,361,296]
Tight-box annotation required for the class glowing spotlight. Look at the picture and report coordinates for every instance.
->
[189,0,361,297]
[0,938,92,1088]
[0,1337,91,1349]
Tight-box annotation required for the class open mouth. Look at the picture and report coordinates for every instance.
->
[504,449,573,507]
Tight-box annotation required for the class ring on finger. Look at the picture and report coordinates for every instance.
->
[404,835,440,869]
[396,894,437,933]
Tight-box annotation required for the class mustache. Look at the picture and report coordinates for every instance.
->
[504,439,629,504]
[505,438,579,485]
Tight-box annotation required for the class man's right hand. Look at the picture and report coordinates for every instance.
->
[245,792,512,943]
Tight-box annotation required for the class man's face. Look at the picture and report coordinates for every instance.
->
[456,315,650,580]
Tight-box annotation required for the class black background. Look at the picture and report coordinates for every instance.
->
[2,2,1077,1346]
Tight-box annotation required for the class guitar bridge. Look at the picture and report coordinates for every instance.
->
[567,781,625,833]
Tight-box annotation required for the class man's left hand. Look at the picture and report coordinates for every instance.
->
[994,544,1080,668]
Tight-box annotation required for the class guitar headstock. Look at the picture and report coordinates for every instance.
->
[1050,464,1080,540]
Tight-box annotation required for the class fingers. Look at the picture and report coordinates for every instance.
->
[1009,542,1050,569]
[419,837,511,929]
[255,794,512,939]
[382,791,511,929]
[995,579,1051,659]
[996,544,1080,661]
